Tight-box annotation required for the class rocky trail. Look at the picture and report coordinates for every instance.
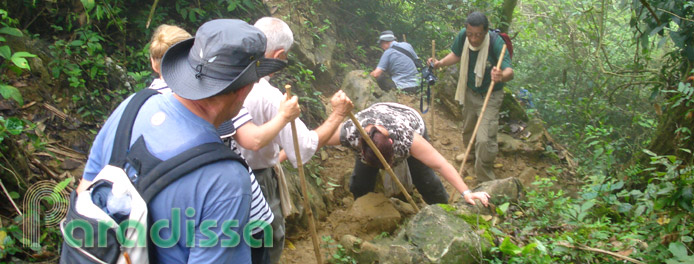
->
[280,91,574,263]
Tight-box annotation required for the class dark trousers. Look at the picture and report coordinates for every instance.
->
[375,73,397,92]
[251,232,269,264]
[252,168,284,264]
[349,129,449,204]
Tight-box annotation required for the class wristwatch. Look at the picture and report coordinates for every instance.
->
[462,190,471,196]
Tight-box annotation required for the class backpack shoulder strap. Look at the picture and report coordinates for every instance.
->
[109,89,159,167]
[487,30,503,64]
[135,142,247,203]
[390,45,420,68]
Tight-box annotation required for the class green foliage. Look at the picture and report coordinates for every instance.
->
[512,0,661,167]
[0,9,35,106]
[489,236,549,263]
[631,0,694,64]
[488,143,694,263]
[0,116,24,145]
[321,235,357,264]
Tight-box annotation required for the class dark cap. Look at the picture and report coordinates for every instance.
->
[161,19,287,100]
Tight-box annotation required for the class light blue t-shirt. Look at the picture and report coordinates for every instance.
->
[83,92,252,263]
[376,41,420,89]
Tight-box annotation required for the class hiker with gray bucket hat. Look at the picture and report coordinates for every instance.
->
[370,30,422,93]
[68,19,286,263]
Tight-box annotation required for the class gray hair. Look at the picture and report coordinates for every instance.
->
[254,17,294,55]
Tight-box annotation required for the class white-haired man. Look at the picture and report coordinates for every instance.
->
[230,17,353,263]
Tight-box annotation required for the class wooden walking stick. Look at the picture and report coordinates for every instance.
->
[449,45,507,204]
[402,34,407,43]
[430,40,436,136]
[285,85,322,263]
[347,112,420,213]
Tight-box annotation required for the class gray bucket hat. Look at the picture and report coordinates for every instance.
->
[162,19,287,100]
[377,30,397,44]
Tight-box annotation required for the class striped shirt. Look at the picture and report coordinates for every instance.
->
[219,107,274,234]
[148,80,273,234]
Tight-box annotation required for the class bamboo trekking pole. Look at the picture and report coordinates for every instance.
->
[449,45,507,204]
[430,40,436,135]
[285,85,322,263]
[347,112,420,213]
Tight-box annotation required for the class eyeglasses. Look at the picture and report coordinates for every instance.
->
[467,32,486,38]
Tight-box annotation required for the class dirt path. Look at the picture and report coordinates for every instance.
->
[280,93,552,263]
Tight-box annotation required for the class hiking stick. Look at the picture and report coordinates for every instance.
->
[449,45,507,204]
[402,34,407,42]
[347,112,420,213]
[285,85,322,263]
[430,40,436,136]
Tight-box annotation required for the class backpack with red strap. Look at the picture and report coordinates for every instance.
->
[490,29,514,59]
[461,28,514,59]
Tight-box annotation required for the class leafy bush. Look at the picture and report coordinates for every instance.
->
[0,9,35,106]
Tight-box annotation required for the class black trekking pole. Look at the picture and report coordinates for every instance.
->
[430,40,436,137]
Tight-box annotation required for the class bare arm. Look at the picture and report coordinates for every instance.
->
[370,68,384,78]
[75,179,92,193]
[325,124,343,146]
[428,52,461,69]
[278,91,352,164]
[409,133,489,206]
[312,90,353,149]
[233,94,300,151]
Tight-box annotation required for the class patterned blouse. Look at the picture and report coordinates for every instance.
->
[340,102,426,165]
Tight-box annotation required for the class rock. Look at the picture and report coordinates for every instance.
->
[0,100,14,111]
[498,133,525,153]
[455,153,474,162]
[405,205,492,263]
[341,235,403,263]
[348,193,402,234]
[284,164,329,230]
[457,177,524,215]
[341,197,353,208]
[389,197,416,217]
[381,159,414,197]
[320,149,328,160]
[339,70,398,111]
[500,90,529,123]
[337,179,526,263]
[60,158,82,170]
[525,118,546,143]
[518,167,538,185]
[341,204,493,263]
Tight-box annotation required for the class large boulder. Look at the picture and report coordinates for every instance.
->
[348,192,402,234]
[339,70,398,111]
[340,178,525,263]
[340,205,492,264]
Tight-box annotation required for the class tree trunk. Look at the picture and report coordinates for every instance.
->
[644,100,694,165]
[498,0,518,33]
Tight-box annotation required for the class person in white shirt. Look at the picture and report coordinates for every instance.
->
[231,17,353,263]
